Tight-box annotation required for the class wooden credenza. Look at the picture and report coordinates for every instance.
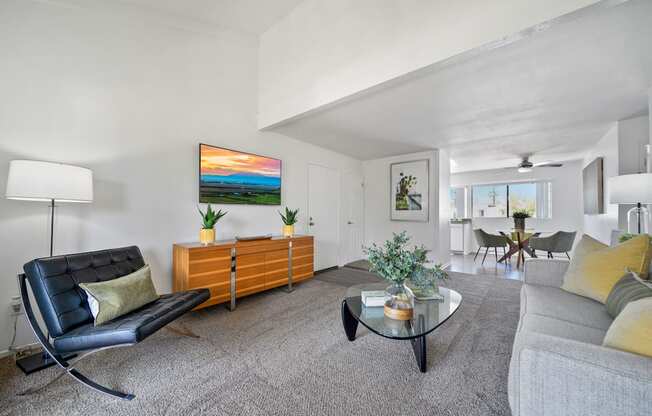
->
[173,235,314,310]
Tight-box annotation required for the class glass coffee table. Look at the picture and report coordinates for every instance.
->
[341,283,462,372]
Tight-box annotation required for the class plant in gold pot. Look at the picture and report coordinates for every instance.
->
[279,207,299,237]
[198,204,227,245]
[512,209,531,231]
[364,232,447,320]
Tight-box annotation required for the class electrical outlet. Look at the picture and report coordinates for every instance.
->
[10,296,22,315]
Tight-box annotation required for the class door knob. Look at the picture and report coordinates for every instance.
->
[347,221,354,225]
[309,222,315,226]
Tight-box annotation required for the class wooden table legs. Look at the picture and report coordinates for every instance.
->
[497,232,541,269]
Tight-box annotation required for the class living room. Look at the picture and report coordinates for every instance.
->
[1,1,651,415]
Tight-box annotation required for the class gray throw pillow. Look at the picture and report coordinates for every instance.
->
[605,271,652,318]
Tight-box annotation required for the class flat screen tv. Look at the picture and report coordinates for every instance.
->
[199,143,281,205]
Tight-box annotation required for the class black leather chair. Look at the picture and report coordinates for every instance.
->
[19,246,209,400]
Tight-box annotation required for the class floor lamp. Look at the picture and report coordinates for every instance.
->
[609,173,652,234]
[5,160,93,374]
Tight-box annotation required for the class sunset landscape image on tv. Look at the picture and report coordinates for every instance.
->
[199,144,281,205]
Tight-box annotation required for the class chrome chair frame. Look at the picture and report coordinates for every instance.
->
[18,273,199,400]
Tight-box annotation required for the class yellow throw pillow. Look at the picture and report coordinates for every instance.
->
[561,234,651,303]
[603,297,652,357]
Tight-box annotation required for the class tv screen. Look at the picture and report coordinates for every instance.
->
[199,143,281,205]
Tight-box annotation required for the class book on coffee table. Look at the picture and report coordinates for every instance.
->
[361,290,385,307]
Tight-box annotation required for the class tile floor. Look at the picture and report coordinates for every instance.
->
[447,252,524,280]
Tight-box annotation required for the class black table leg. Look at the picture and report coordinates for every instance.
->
[410,314,427,372]
[410,335,427,373]
[341,300,358,341]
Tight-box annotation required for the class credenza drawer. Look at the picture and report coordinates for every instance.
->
[189,247,231,262]
[188,270,230,288]
[189,258,231,275]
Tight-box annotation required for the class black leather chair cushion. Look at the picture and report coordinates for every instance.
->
[53,290,209,353]
[24,246,146,337]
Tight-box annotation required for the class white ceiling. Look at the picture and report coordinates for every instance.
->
[268,0,652,172]
[119,0,303,35]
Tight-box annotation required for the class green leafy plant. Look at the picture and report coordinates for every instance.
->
[363,232,448,285]
[618,233,652,244]
[198,204,227,229]
[279,207,299,225]
[511,209,531,219]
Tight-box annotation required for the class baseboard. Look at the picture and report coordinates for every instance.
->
[314,266,339,275]
[0,342,41,360]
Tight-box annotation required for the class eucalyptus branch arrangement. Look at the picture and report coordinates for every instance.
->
[198,204,227,229]
[364,232,448,287]
[279,207,299,225]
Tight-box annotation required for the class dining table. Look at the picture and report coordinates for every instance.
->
[496,229,543,269]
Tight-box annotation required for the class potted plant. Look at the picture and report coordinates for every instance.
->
[408,259,448,301]
[512,209,531,231]
[197,204,227,245]
[279,207,299,237]
[364,232,448,320]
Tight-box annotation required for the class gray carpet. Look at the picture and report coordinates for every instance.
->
[0,269,521,416]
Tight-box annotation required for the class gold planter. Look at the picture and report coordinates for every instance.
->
[199,228,215,245]
[283,224,295,237]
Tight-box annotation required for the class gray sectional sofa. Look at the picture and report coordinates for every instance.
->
[508,258,652,416]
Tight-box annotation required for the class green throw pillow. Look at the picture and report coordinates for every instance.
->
[605,271,652,318]
[79,265,159,326]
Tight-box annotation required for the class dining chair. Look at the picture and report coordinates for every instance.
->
[529,231,577,259]
[473,229,508,265]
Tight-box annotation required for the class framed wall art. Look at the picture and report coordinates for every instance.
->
[390,159,429,222]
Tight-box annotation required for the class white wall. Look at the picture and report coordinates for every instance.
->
[0,0,361,353]
[581,115,651,243]
[617,115,650,228]
[258,0,600,128]
[362,150,449,265]
[451,160,584,251]
[583,124,619,244]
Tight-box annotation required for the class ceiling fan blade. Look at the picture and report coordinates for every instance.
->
[533,161,563,167]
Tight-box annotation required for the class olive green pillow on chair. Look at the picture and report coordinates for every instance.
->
[605,271,652,318]
[80,265,159,326]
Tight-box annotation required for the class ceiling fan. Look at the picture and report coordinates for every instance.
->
[513,156,563,173]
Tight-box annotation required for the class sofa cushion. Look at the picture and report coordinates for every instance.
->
[521,284,613,331]
[561,234,651,303]
[605,271,652,318]
[603,297,652,358]
[519,313,607,345]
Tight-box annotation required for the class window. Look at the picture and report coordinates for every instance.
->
[509,183,536,217]
[471,181,552,219]
[472,184,507,218]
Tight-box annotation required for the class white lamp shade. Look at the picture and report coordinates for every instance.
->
[608,173,652,204]
[5,160,93,203]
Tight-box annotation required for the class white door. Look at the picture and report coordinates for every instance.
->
[341,170,364,265]
[308,164,340,271]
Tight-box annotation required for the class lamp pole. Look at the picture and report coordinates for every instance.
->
[49,199,55,256]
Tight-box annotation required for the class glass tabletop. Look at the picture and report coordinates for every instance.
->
[344,283,462,340]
